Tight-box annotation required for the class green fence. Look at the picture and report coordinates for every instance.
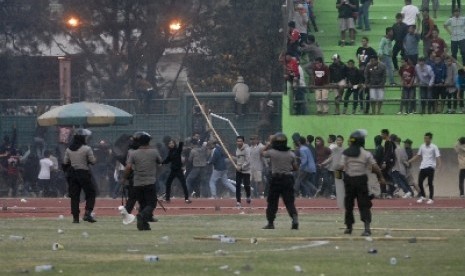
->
[0,93,282,150]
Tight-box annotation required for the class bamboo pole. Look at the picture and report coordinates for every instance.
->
[193,236,448,242]
[186,82,236,166]
[339,227,462,232]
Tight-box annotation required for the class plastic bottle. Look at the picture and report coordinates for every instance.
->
[220,237,236,243]
[390,257,397,265]
[144,255,159,262]
[9,235,24,240]
[35,265,53,272]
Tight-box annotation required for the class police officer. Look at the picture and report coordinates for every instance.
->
[338,130,385,236]
[124,131,162,231]
[63,129,97,223]
[261,133,299,230]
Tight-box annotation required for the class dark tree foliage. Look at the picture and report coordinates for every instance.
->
[0,0,284,99]
[185,0,284,92]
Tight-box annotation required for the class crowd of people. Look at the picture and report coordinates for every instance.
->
[283,0,465,115]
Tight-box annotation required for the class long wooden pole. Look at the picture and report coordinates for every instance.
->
[193,236,448,242]
[340,227,462,232]
[186,82,236,166]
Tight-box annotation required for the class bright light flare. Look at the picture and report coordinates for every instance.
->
[169,21,181,31]
[67,17,80,27]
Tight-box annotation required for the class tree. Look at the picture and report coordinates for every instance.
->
[185,0,284,92]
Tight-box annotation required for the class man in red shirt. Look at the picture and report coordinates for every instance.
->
[284,54,300,91]
[430,29,448,58]
[287,21,301,58]
[311,57,330,114]
[399,59,416,114]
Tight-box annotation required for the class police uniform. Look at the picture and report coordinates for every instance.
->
[125,132,162,231]
[261,133,299,230]
[63,129,97,223]
[339,130,384,236]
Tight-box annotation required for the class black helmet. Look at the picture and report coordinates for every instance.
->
[349,130,366,148]
[272,132,289,151]
[133,131,151,146]
[75,128,92,137]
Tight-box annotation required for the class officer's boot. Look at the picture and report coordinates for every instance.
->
[344,224,352,234]
[262,221,275,229]
[72,213,79,223]
[361,222,371,236]
[83,210,97,223]
[291,214,299,230]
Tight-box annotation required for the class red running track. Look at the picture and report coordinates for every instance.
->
[1,197,464,218]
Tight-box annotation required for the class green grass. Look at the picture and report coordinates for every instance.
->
[1,210,465,275]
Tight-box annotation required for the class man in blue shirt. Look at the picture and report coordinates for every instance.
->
[294,137,317,197]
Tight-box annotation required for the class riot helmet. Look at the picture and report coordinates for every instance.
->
[272,132,290,151]
[133,131,151,146]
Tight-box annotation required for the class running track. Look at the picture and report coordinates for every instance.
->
[1,197,464,218]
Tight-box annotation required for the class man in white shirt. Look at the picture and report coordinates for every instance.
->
[38,150,55,197]
[401,0,420,27]
[408,132,441,204]
[444,8,465,65]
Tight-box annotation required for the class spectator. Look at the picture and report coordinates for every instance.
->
[445,56,458,113]
[294,65,308,115]
[408,132,441,205]
[249,135,266,198]
[357,0,372,31]
[257,93,275,142]
[401,0,421,28]
[287,21,301,58]
[430,29,448,58]
[186,138,209,198]
[232,76,250,117]
[302,34,324,78]
[293,4,309,45]
[373,135,385,197]
[422,0,440,18]
[415,57,435,114]
[294,137,317,198]
[6,150,20,197]
[391,136,415,198]
[311,57,330,114]
[431,55,447,113]
[399,58,416,114]
[404,25,421,65]
[455,137,465,198]
[356,37,377,68]
[282,53,300,92]
[392,13,409,70]
[336,0,358,46]
[381,129,396,198]
[329,54,347,115]
[315,137,332,197]
[343,59,364,114]
[452,0,461,13]
[135,74,154,114]
[455,68,465,113]
[444,8,465,65]
[207,141,236,199]
[305,0,319,32]
[378,27,395,85]
[365,54,387,114]
[420,8,435,57]
[356,37,377,113]
[402,139,420,195]
[37,150,55,197]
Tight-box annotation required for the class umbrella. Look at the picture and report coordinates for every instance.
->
[37,101,133,127]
